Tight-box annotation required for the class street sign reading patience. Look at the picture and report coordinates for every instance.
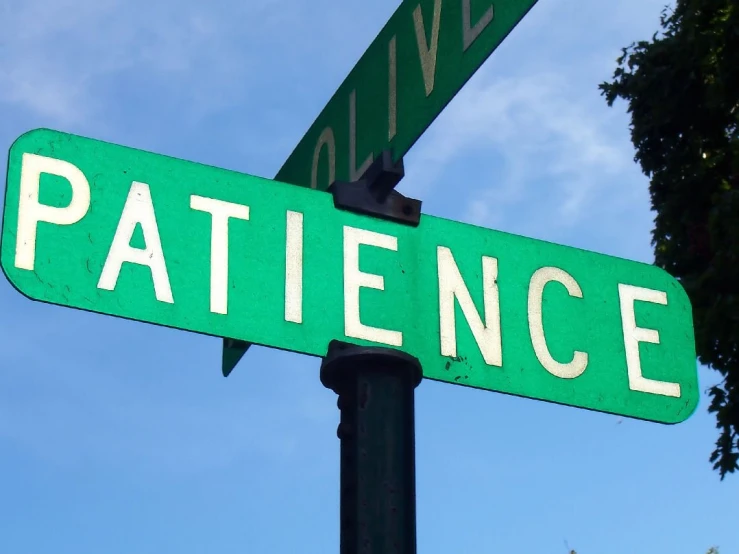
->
[2,129,699,423]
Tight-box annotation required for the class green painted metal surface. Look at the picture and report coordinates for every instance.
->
[2,129,699,423]
[275,0,541,190]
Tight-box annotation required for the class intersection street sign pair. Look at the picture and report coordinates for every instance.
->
[1,129,699,424]
[224,0,543,370]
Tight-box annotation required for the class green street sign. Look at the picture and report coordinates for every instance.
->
[224,0,542,370]
[2,129,699,423]
[275,0,540,190]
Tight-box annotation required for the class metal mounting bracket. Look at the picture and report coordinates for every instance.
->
[328,150,421,226]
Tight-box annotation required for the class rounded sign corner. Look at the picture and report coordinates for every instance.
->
[652,264,693,307]
[8,128,56,154]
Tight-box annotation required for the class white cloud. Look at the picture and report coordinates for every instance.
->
[396,0,666,253]
[0,0,301,127]
[404,66,633,229]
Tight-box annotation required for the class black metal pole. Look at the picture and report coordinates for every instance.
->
[320,339,422,554]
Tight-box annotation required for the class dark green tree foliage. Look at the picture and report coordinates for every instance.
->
[600,0,739,478]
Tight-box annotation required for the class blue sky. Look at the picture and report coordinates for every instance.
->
[1,0,737,553]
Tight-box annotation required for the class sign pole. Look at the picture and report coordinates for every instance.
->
[321,149,424,554]
[321,340,423,554]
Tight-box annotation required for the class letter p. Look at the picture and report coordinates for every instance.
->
[15,153,90,270]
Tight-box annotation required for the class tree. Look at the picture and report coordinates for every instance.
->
[599,0,739,478]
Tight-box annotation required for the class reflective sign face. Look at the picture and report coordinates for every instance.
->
[2,129,699,423]
[274,0,542,192]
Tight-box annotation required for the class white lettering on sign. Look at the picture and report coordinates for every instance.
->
[190,195,251,315]
[388,35,398,141]
[413,0,442,96]
[343,226,402,346]
[98,182,173,303]
[311,127,336,190]
[618,284,681,397]
[528,267,588,379]
[437,246,502,366]
[349,89,373,181]
[15,153,91,271]
[285,210,304,323]
[462,0,494,51]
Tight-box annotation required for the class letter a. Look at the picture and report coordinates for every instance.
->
[98,182,174,303]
